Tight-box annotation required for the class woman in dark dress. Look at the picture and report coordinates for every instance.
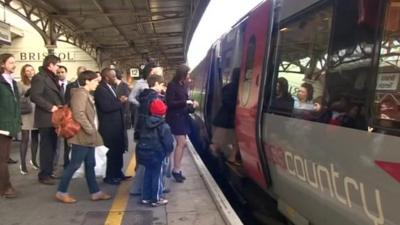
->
[165,64,198,183]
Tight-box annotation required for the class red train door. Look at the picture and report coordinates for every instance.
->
[236,1,274,189]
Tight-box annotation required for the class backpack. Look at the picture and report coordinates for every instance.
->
[52,106,81,138]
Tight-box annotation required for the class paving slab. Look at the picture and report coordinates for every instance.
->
[0,130,230,225]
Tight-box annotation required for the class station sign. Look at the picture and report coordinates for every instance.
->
[376,73,400,91]
[130,68,139,78]
[0,21,11,45]
[17,51,74,62]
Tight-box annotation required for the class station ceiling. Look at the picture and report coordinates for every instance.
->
[10,0,209,70]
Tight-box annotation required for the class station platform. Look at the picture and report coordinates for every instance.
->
[0,130,241,225]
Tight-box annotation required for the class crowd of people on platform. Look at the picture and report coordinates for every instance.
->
[0,53,198,207]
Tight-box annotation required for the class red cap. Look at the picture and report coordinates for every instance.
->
[150,99,167,116]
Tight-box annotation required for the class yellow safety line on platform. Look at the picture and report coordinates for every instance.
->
[104,154,136,225]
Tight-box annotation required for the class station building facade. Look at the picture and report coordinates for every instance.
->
[0,6,99,81]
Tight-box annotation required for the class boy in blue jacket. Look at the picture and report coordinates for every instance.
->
[137,99,174,206]
[130,74,167,196]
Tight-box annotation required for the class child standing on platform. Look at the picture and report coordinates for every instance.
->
[136,99,173,207]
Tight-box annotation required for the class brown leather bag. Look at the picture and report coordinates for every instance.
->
[52,106,81,139]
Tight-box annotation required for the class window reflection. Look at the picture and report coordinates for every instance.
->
[374,0,400,132]
[270,5,332,120]
[268,0,381,132]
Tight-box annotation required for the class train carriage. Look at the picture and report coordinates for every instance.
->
[190,0,400,225]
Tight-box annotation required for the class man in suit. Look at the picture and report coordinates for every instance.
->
[94,68,130,185]
[30,55,64,185]
[65,66,86,106]
[53,65,69,171]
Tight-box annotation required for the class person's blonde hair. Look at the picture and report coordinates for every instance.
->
[20,64,34,85]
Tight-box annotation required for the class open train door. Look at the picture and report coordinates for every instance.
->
[236,1,275,189]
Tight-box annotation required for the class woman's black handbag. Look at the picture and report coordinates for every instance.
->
[187,103,195,114]
[20,97,32,114]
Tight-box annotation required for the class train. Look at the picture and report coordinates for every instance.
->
[188,0,400,225]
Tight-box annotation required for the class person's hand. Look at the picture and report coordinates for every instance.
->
[313,103,321,112]
[51,105,59,112]
[193,100,199,108]
[119,96,128,102]
[24,88,31,97]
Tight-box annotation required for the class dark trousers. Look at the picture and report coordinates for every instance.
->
[20,130,39,169]
[63,140,71,168]
[54,138,71,168]
[105,149,124,179]
[142,161,162,202]
[0,134,12,195]
[38,127,58,179]
[58,144,99,194]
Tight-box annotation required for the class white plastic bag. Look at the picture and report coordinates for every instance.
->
[72,145,109,179]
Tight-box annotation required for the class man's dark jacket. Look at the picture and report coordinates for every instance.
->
[65,79,79,106]
[94,81,126,152]
[30,69,64,128]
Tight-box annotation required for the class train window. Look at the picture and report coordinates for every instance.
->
[269,5,333,118]
[268,0,382,131]
[245,36,256,80]
[222,49,233,85]
[320,0,381,131]
[372,0,400,133]
[240,35,256,105]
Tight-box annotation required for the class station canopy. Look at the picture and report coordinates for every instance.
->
[4,0,209,71]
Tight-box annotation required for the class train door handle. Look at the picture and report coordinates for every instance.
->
[256,73,260,86]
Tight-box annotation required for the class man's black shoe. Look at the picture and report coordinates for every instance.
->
[134,131,140,140]
[103,178,121,185]
[39,177,56,185]
[120,175,132,181]
[50,174,61,179]
[173,171,186,180]
[171,171,184,183]
[7,158,18,164]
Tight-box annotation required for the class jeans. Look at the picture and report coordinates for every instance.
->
[130,164,145,194]
[158,157,169,198]
[142,160,163,202]
[134,157,168,197]
[58,144,100,194]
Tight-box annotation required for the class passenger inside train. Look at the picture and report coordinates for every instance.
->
[291,82,321,120]
[209,68,241,165]
[270,77,294,116]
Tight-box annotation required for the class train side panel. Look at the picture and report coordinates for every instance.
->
[260,0,399,225]
[263,115,400,225]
